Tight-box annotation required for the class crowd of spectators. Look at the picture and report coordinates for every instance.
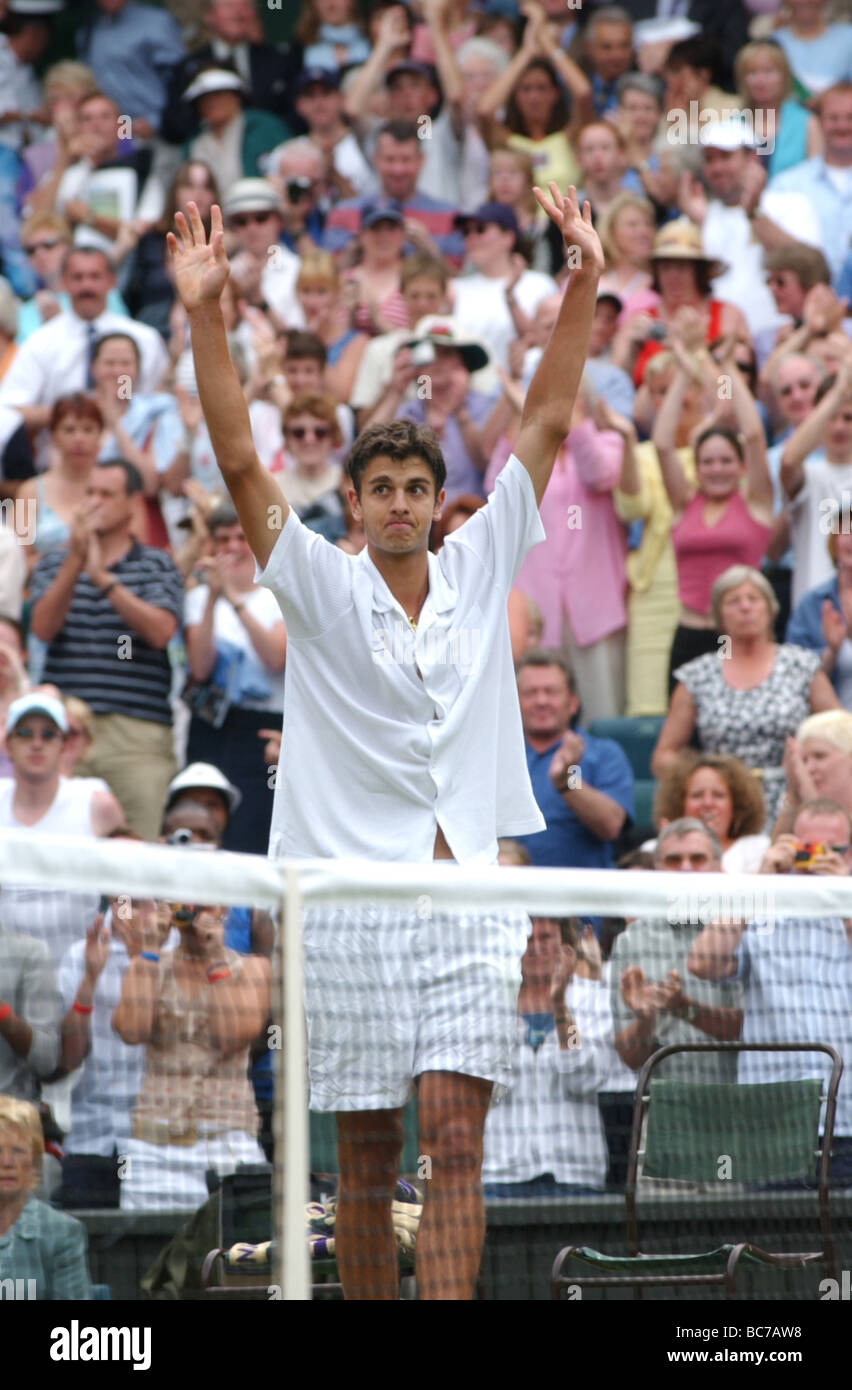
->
[2,0,852,1294]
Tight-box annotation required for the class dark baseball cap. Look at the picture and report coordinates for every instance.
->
[295,67,340,94]
[455,201,520,238]
[385,60,436,87]
[361,197,405,229]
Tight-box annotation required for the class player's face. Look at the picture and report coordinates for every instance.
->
[349,455,444,557]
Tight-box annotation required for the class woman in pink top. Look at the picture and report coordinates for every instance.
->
[652,324,774,689]
[487,388,627,717]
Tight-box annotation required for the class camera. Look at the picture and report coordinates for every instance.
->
[286,178,312,202]
[165,827,194,847]
[793,842,827,870]
[647,322,668,342]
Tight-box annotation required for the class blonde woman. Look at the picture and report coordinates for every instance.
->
[0,1095,92,1298]
[735,41,823,178]
[597,192,657,324]
[295,250,368,402]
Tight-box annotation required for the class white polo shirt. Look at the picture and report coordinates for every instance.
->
[0,311,169,409]
[258,451,546,863]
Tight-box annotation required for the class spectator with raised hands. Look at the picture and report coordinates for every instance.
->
[184,501,286,853]
[788,529,852,707]
[780,362,852,606]
[113,895,271,1211]
[343,199,409,337]
[613,218,748,383]
[482,915,610,1198]
[650,316,773,681]
[611,818,744,1084]
[775,710,852,837]
[477,4,592,191]
[56,888,170,1210]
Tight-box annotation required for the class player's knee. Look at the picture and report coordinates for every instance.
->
[423,1118,483,1178]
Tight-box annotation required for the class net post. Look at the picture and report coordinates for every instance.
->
[275,860,310,1300]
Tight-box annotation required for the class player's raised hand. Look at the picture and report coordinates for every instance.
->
[167,202,230,313]
[532,183,604,277]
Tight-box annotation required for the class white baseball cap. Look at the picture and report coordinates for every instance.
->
[5,693,68,736]
[167,762,242,813]
[183,68,245,103]
[700,119,757,151]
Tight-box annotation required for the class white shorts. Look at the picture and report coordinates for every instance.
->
[118,1131,269,1211]
[303,903,531,1112]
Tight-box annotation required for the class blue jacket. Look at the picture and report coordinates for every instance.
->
[0,1196,92,1299]
[786,575,838,677]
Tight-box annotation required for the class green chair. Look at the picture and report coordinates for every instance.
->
[551,1041,843,1299]
[587,717,665,782]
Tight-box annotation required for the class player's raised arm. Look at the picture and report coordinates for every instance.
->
[168,203,289,568]
[514,186,604,505]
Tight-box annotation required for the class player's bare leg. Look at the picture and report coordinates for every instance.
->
[335,1108,404,1300]
[415,1070,492,1300]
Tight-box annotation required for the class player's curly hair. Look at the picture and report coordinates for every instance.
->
[347,420,446,497]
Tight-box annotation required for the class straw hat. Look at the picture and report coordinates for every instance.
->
[651,217,727,279]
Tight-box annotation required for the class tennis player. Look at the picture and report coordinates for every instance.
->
[170,186,603,1300]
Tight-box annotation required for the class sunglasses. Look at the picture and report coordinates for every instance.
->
[24,238,64,255]
[287,425,331,440]
[232,211,275,227]
[11,725,62,741]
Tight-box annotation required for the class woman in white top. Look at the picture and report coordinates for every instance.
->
[184,502,286,854]
[652,751,769,874]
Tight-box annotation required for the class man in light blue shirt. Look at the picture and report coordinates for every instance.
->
[76,0,186,136]
[689,798,852,1185]
[768,85,852,285]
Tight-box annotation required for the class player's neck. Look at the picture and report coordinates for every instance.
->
[367,546,430,623]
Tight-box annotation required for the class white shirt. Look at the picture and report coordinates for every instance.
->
[55,160,164,257]
[0,35,43,153]
[452,269,557,370]
[261,244,304,329]
[59,929,144,1157]
[482,976,611,1186]
[183,584,286,713]
[0,777,102,970]
[704,193,822,338]
[788,450,852,606]
[0,310,169,409]
[258,451,546,862]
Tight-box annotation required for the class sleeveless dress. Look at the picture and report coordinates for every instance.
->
[672,644,822,825]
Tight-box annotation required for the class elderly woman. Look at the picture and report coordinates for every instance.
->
[113,899,270,1212]
[776,710,852,838]
[0,1095,92,1297]
[653,752,769,874]
[652,565,840,825]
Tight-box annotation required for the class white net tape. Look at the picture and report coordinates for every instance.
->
[6,829,852,1299]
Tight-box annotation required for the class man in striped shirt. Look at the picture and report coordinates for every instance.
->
[29,459,183,840]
